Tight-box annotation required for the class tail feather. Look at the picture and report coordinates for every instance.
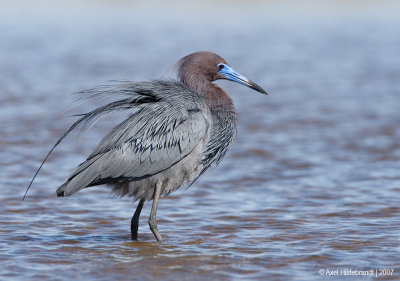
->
[56,155,102,197]
[56,183,67,197]
[23,81,160,200]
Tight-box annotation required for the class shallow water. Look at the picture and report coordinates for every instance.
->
[1,1,400,280]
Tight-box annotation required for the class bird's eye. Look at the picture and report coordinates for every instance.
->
[218,64,225,71]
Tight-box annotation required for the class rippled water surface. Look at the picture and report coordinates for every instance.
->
[1,1,400,280]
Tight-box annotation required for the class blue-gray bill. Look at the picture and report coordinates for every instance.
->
[217,63,268,95]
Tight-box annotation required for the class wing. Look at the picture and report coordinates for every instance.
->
[56,81,211,196]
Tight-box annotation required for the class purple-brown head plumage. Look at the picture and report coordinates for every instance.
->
[178,51,267,95]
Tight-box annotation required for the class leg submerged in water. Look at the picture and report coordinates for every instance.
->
[149,182,163,242]
[131,199,144,240]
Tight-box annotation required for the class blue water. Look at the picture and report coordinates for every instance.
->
[1,1,399,280]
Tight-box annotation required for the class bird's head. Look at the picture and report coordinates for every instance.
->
[178,51,267,95]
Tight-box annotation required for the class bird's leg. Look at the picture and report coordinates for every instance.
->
[131,199,144,240]
[149,182,163,242]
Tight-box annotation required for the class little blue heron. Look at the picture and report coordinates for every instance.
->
[25,51,267,242]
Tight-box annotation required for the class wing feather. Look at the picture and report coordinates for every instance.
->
[56,81,210,196]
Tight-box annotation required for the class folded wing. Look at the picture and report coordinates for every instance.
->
[56,81,210,196]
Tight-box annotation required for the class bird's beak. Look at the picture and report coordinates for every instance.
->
[218,64,267,95]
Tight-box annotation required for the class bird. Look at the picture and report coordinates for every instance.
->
[24,51,267,242]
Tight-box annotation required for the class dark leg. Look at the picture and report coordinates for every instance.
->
[149,182,163,242]
[131,199,144,240]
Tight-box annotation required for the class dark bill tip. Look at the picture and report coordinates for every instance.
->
[246,80,268,95]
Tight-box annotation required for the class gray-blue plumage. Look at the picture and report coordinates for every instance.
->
[57,80,234,200]
[25,51,267,241]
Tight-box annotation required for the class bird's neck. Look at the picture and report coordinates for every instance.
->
[205,84,235,113]
[182,76,234,112]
